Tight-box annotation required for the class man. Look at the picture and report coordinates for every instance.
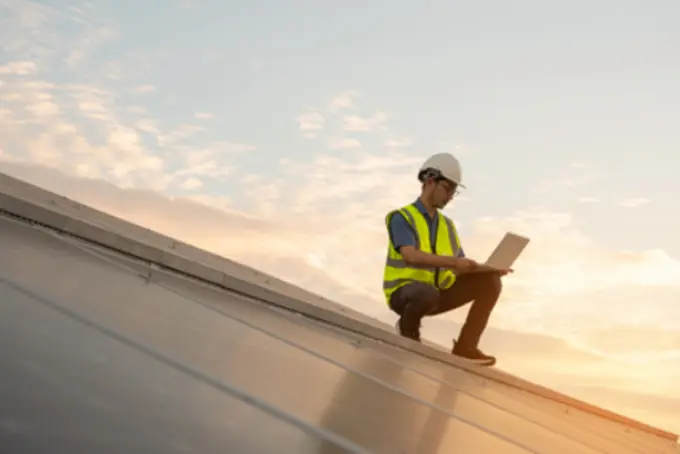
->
[383,152,511,366]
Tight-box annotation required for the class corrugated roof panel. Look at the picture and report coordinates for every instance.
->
[1,211,677,453]
[1,279,358,454]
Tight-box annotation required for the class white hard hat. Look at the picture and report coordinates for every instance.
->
[418,153,464,187]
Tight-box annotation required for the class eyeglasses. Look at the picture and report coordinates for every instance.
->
[437,178,459,196]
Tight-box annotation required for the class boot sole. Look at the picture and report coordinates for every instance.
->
[455,355,496,367]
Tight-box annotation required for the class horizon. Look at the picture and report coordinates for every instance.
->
[2,0,679,438]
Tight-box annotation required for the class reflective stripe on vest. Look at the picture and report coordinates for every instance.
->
[383,204,462,303]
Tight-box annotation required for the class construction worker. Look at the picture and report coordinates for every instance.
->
[383,153,511,366]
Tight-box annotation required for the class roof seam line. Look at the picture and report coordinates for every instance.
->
[0,275,373,454]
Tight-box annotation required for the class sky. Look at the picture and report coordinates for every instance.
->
[1,0,680,438]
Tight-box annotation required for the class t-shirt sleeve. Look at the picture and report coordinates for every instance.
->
[387,212,417,252]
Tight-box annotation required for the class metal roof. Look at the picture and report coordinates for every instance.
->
[0,173,678,453]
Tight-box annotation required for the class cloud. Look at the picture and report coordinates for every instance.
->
[271,150,423,222]
[0,1,119,78]
[327,90,358,113]
[180,177,203,190]
[0,60,38,75]
[619,197,650,208]
[577,196,599,203]
[194,112,213,120]
[128,106,147,114]
[0,1,61,60]
[0,0,254,197]
[295,111,325,138]
[134,84,156,93]
[0,69,254,192]
[156,124,205,147]
[66,26,119,69]
[328,138,361,150]
[0,1,256,216]
[384,138,414,148]
[343,112,388,132]
[297,91,400,150]
[443,210,680,359]
[532,161,597,194]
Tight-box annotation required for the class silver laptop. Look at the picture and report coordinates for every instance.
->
[483,232,530,269]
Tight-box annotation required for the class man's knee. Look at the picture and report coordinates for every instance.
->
[485,272,503,295]
[466,271,502,300]
[400,282,439,313]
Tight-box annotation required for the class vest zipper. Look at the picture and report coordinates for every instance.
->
[432,216,439,288]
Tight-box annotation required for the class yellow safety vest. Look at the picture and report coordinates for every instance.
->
[383,203,462,303]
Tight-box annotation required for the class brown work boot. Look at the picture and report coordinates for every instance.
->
[395,317,421,341]
[452,340,496,366]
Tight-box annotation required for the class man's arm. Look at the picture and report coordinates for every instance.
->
[388,212,417,252]
[388,213,475,271]
[455,243,509,274]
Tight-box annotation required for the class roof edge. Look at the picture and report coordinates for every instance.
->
[0,172,677,444]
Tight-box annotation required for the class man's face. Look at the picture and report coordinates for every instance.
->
[429,177,458,208]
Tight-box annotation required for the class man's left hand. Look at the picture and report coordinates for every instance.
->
[468,264,513,276]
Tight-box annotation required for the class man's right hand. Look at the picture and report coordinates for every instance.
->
[400,246,480,274]
[450,257,479,273]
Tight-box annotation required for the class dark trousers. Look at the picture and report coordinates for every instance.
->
[388,271,502,348]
